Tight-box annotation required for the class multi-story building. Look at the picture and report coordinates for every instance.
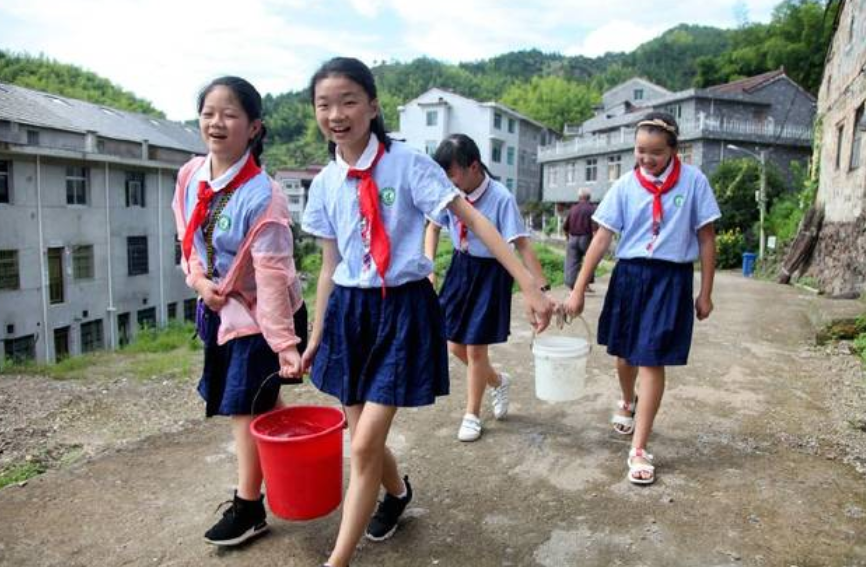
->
[0,82,205,364]
[273,165,323,225]
[397,88,558,203]
[539,71,816,204]
[808,0,866,295]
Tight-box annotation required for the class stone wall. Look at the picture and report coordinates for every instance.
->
[807,212,866,295]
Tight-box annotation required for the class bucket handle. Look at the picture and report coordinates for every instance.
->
[250,371,307,415]
[531,311,593,353]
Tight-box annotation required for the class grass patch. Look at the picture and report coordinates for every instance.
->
[129,349,197,381]
[1,351,112,380]
[122,321,199,354]
[0,461,46,490]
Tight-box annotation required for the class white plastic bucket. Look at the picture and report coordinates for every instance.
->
[532,335,590,402]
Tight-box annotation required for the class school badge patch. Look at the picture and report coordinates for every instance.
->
[674,195,685,208]
[380,187,396,206]
[217,215,231,230]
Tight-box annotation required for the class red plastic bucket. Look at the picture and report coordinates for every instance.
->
[250,405,346,520]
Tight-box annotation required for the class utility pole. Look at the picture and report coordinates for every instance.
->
[758,150,767,261]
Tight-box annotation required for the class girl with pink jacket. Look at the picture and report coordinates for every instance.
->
[172,76,306,547]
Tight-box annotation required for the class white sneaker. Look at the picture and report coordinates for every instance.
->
[491,372,511,420]
[457,413,482,442]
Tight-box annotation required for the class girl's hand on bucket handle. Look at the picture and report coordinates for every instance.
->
[300,339,319,375]
[526,287,554,333]
[279,346,302,379]
[564,289,585,317]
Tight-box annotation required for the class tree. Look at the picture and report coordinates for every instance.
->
[501,76,600,132]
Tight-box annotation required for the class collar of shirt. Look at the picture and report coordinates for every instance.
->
[335,133,381,181]
[640,156,674,185]
[202,150,251,192]
[462,173,490,204]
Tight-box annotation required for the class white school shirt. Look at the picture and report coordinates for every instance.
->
[302,134,460,288]
[593,162,721,263]
[428,174,529,258]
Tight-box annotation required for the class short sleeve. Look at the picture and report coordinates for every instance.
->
[410,152,459,218]
[301,174,336,239]
[426,208,449,228]
[693,172,722,230]
[592,181,624,234]
[498,193,529,242]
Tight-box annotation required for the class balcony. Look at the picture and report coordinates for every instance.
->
[538,117,814,162]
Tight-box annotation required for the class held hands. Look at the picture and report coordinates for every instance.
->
[278,345,302,379]
[197,280,226,312]
[695,294,714,320]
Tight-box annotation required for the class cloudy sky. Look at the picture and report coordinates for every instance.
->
[0,0,779,120]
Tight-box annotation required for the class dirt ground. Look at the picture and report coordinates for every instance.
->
[1,271,865,567]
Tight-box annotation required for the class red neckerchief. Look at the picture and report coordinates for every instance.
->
[182,154,261,262]
[347,142,389,296]
[634,155,681,251]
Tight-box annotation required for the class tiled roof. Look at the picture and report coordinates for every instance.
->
[0,82,205,153]
[706,69,786,95]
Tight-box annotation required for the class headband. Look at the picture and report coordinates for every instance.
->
[636,118,678,134]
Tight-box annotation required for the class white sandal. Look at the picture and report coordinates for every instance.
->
[611,398,637,435]
[627,447,655,485]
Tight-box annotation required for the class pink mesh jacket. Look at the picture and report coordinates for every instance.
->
[172,156,304,353]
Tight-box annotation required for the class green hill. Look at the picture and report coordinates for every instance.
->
[0,50,164,117]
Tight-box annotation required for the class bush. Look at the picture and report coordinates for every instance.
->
[710,158,784,248]
[123,321,198,354]
[716,229,746,269]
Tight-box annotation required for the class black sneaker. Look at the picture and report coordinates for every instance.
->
[365,476,413,541]
[204,492,268,546]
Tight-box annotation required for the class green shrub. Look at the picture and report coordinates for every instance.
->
[716,229,746,269]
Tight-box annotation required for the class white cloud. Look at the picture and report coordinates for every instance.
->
[565,21,668,57]
[0,0,783,119]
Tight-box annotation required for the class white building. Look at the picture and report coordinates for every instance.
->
[397,88,557,203]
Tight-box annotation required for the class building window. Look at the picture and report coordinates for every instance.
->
[551,165,559,185]
[426,110,438,127]
[665,104,682,119]
[508,118,516,134]
[27,130,40,146]
[66,166,88,205]
[287,195,301,205]
[506,146,515,165]
[72,245,94,280]
[506,178,514,191]
[0,160,9,204]
[174,234,182,266]
[125,171,145,207]
[127,236,149,276]
[183,298,197,322]
[585,158,598,182]
[54,327,70,361]
[634,89,644,101]
[835,123,845,170]
[494,112,502,130]
[138,307,156,329]
[679,144,694,165]
[0,250,19,290]
[850,104,864,171]
[425,140,438,156]
[167,302,177,320]
[47,247,64,304]
[566,162,575,184]
[4,335,36,364]
[491,141,503,163]
[80,320,104,354]
[607,155,622,181]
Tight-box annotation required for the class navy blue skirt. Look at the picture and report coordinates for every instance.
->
[438,251,514,345]
[311,279,449,407]
[597,258,694,367]
[198,302,308,417]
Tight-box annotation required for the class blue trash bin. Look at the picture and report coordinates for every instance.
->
[742,252,757,277]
